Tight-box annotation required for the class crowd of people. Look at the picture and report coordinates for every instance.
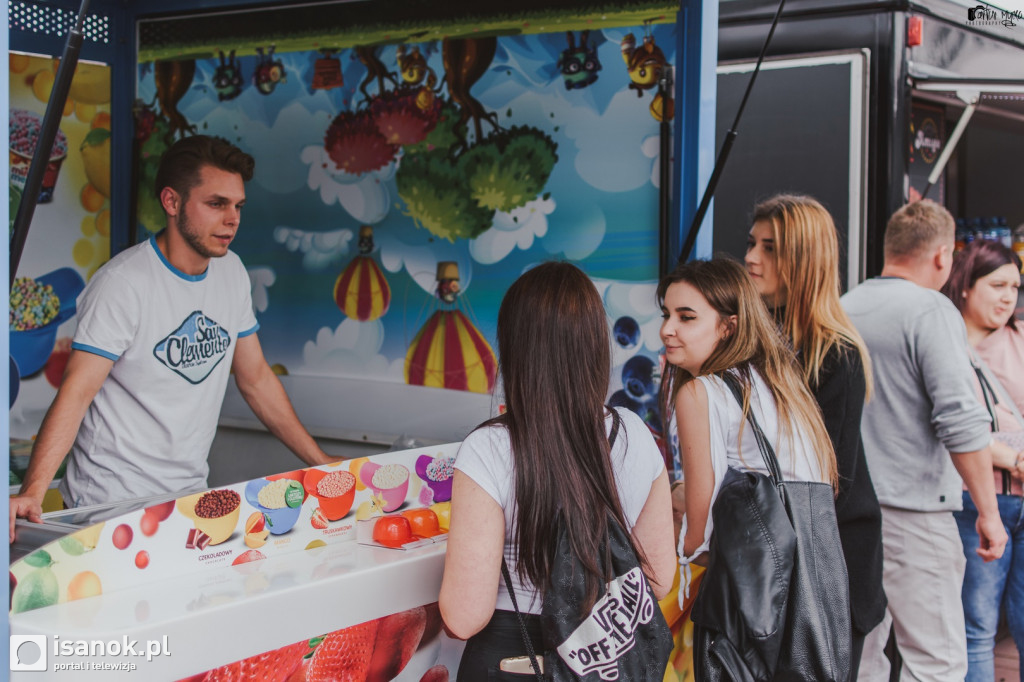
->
[441,196,1023,681]
[11,133,1019,680]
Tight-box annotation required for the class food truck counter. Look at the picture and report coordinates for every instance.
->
[9,445,463,681]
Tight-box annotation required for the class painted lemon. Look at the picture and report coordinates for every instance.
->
[10,53,30,73]
[31,69,55,102]
[67,62,110,105]
[70,522,105,551]
[74,101,96,123]
[80,128,111,198]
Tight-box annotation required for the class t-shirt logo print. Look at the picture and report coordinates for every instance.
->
[555,567,656,680]
[153,311,231,384]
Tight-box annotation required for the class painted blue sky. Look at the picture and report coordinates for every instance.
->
[137,23,676,418]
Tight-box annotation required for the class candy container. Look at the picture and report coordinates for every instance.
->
[415,455,454,503]
[359,462,410,513]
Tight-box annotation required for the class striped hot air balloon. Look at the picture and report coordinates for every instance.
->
[333,256,391,322]
[405,309,497,394]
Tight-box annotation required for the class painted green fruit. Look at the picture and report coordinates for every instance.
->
[23,550,53,568]
[59,536,86,556]
[11,567,59,613]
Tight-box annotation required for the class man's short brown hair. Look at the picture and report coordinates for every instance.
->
[154,135,255,201]
[883,199,955,261]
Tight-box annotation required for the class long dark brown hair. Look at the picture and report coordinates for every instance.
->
[484,261,645,610]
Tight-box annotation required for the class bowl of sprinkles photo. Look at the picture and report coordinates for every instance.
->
[9,267,85,379]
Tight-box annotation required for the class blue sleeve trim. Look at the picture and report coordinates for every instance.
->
[71,342,120,362]
[238,323,260,338]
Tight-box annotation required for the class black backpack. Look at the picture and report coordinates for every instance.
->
[690,374,851,681]
[501,413,674,681]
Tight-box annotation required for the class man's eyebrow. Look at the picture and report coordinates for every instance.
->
[203,193,245,204]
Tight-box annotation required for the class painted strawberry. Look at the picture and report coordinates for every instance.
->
[311,508,328,530]
[201,639,309,682]
[284,657,309,682]
[307,619,379,682]
[419,665,449,682]
[419,602,443,650]
[367,606,427,682]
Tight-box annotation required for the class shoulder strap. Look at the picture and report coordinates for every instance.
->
[607,405,622,448]
[500,558,545,681]
[971,351,1024,430]
[721,372,786,498]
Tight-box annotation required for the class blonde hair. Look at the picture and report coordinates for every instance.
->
[752,194,873,395]
[657,258,838,488]
[883,199,954,261]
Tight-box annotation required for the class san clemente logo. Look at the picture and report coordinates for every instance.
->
[966,4,1021,27]
[153,311,231,384]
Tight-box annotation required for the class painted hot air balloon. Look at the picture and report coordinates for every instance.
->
[333,227,391,322]
[404,261,497,394]
[404,309,496,393]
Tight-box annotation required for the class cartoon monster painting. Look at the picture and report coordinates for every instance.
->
[557,31,601,90]
[253,45,286,95]
[620,30,667,95]
[397,45,437,90]
[213,49,244,101]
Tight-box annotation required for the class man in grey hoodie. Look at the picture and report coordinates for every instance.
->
[842,199,1007,682]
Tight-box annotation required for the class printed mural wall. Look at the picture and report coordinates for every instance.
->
[135,17,675,439]
[9,53,111,443]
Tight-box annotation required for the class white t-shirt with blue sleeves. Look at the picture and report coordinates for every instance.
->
[63,236,258,507]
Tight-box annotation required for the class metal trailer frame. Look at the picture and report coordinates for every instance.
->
[718,0,1024,278]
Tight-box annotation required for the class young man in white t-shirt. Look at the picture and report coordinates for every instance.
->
[10,136,340,540]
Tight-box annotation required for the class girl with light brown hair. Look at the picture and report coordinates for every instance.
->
[745,193,885,676]
[658,257,837,558]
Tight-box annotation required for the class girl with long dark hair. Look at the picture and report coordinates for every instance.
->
[744,194,885,675]
[440,262,676,680]
[941,239,1024,682]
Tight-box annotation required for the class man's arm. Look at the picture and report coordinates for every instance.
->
[950,444,1008,562]
[10,350,113,542]
[232,333,339,467]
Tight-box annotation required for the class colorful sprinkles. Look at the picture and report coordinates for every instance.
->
[425,456,455,482]
[10,276,60,331]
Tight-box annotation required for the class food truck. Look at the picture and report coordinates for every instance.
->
[7,0,720,677]
[711,0,1024,297]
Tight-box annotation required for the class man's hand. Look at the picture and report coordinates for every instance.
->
[975,511,1008,562]
[10,495,44,544]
